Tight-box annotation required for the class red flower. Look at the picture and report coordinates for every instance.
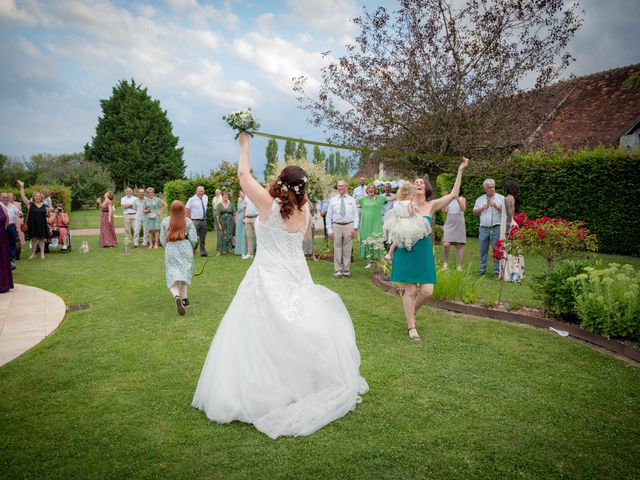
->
[513,211,528,226]
[492,239,506,260]
[508,225,520,240]
[538,229,546,240]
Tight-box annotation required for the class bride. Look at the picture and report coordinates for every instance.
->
[192,133,368,439]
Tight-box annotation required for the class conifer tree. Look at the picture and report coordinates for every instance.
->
[264,138,278,181]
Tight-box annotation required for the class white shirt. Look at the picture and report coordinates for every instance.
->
[120,195,136,215]
[473,193,505,227]
[352,185,366,203]
[326,194,359,234]
[133,198,147,219]
[5,203,20,224]
[185,194,209,220]
[244,196,258,217]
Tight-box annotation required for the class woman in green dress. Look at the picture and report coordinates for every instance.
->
[390,157,469,341]
[357,184,387,268]
[215,191,236,255]
[144,187,167,249]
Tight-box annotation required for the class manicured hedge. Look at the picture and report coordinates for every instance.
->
[443,147,640,255]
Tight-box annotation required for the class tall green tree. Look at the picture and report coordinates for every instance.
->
[264,138,279,181]
[296,142,308,161]
[325,152,335,175]
[284,139,296,162]
[312,145,325,166]
[84,79,185,190]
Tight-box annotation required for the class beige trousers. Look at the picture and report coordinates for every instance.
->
[245,217,256,255]
[123,214,136,245]
[333,222,353,274]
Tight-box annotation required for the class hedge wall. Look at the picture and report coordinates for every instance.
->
[438,147,640,256]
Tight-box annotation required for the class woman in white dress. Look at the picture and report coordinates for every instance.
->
[192,133,368,439]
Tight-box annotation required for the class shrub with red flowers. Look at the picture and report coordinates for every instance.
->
[507,212,597,265]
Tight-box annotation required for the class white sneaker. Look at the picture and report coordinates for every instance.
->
[242,254,253,259]
[442,263,448,270]
[365,262,373,269]
[384,253,392,261]
[333,271,342,277]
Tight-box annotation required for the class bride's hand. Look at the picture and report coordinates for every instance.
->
[459,157,469,171]
[238,132,251,148]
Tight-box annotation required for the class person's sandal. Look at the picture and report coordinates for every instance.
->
[408,327,421,341]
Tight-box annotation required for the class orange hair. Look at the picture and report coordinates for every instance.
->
[166,200,187,242]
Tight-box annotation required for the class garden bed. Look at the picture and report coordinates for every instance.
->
[371,272,640,363]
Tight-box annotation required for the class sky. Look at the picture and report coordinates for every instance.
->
[1,0,639,179]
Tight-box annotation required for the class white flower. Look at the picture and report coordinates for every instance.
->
[281,185,289,192]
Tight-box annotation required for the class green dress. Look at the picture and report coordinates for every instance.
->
[216,202,236,253]
[357,195,387,260]
[389,215,436,284]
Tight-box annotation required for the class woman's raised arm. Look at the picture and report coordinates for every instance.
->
[237,133,273,214]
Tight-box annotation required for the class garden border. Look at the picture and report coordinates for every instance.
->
[371,272,640,363]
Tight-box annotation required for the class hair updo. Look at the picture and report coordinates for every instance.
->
[268,165,308,219]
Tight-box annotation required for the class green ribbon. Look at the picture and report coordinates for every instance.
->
[251,131,457,161]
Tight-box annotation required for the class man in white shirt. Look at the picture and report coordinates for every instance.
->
[120,188,136,247]
[132,188,148,247]
[473,178,505,278]
[327,180,359,277]
[242,195,258,259]
[185,186,209,257]
[352,176,367,207]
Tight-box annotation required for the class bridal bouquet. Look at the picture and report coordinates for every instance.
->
[223,108,261,139]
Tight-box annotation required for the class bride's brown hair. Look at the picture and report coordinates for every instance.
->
[268,165,308,219]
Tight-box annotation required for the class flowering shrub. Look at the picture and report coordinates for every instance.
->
[569,263,640,340]
[532,260,590,322]
[507,212,597,265]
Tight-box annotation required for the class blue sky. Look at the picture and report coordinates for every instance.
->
[1,0,638,179]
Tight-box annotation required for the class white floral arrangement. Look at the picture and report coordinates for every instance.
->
[222,108,261,139]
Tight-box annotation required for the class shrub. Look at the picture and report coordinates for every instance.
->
[569,263,640,340]
[532,260,590,322]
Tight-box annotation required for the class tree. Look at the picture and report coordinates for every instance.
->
[295,0,583,181]
[265,138,279,181]
[325,152,335,175]
[0,154,29,186]
[284,139,296,162]
[312,145,325,166]
[296,142,308,161]
[84,79,185,191]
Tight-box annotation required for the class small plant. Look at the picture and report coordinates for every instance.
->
[508,211,597,265]
[507,301,523,312]
[433,267,479,303]
[533,260,591,322]
[480,298,496,309]
[569,263,640,340]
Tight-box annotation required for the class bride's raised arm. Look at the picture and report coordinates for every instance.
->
[238,132,275,214]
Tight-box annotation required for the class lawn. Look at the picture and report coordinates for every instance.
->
[1,221,638,479]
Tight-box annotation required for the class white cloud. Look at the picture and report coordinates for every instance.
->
[138,4,157,17]
[285,0,358,33]
[0,0,38,25]
[233,32,329,95]
[165,0,198,9]
[255,12,275,32]
[0,35,60,80]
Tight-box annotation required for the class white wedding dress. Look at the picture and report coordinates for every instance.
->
[192,199,368,439]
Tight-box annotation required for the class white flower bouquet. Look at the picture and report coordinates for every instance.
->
[222,108,261,139]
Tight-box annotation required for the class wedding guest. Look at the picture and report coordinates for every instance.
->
[185,185,209,257]
[382,182,396,214]
[160,200,198,316]
[301,195,317,261]
[357,183,386,268]
[212,188,223,253]
[132,188,148,247]
[120,187,136,247]
[1,193,19,264]
[99,191,118,248]
[47,204,70,250]
[442,186,467,271]
[352,176,367,210]
[144,187,167,249]
[319,194,331,237]
[504,179,521,237]
[41,188,53,212]
[0,200,14,292]
[242,193,258,259]
[215,191,235,255]
[8,193,24,260]
[390,158,468,340]
[327,180,359,277]
[17,180,49,259]
[234,190,247,256]
[473,178,505,278]
[383,183,427,262]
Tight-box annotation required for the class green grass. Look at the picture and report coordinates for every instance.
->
[1,228,639,479]
[68,208,125,229]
